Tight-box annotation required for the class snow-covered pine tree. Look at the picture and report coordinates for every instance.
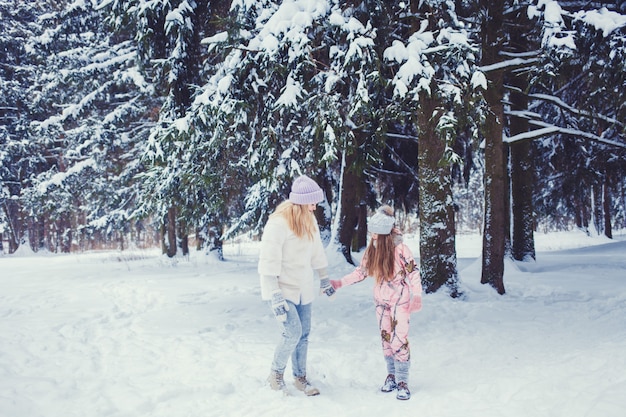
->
[474,0,508,294]
[23,0,156,252]
[0,0,53,252]
[187,0,386,262]
[527,1,626,237]
[504,3,541,262]
[110,0,215,257]
[324,0,391,263]
[383,1,481,295]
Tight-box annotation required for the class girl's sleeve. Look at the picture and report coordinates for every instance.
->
[340,264,368,287]
[399,244,422,312]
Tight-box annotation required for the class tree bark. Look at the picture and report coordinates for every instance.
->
[59,212,72,253]
[336,135,367,265]
[315,170,333,247]
[166,206,177,258]
[417,88,460,296]
[592,182,603,235]
[509,69,536,261]
[603,173,612,239]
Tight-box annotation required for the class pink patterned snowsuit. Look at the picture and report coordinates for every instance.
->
[338,242,422,362]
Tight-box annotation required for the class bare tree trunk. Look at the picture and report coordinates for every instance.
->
[479,0,506,294]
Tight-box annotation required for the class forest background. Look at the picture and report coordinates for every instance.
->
[1,0,625,296]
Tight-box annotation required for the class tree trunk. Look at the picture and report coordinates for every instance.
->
[575,184,591,234]
[4,198,20,253]
[603,173,612,239]
[166,206,177,257]
[336,135,367,265]
[37,217,46,251]
[180,232,189,256]
[504,146,511,256]
[592,182,603,235]
[509,69,536,261]
[208,223,224,261]
[59,213,72,253]
[354,203,368,252]
[479,0,506,294]
[417,88,460,296]
[178,218,189,256]
[315,170,333,247]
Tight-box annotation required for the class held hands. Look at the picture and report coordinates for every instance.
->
[320,278,336,299]
[330,280,342,290]
[270,289,289,322]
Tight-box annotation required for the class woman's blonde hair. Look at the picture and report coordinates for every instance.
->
[271,200,317,240]
[362,205,396,284]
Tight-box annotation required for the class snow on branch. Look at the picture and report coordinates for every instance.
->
[528,92,624,128]
[505,122,626,149]
[479,57,539,73]
[499,50,542,59]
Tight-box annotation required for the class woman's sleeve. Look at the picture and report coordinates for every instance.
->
[311,224,329,270]
[258,218,285,277]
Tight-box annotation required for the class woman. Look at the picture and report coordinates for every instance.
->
[258,175,335,396]
[331,205,422,400]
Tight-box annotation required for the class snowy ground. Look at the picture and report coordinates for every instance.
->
[1,230,625,417]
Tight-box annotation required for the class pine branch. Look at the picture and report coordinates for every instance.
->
[507,83,625,128]
[385,144,419,181]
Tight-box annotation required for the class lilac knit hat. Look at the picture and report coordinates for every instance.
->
[289,175,324,205]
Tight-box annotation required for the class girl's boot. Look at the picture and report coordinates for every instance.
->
[381,356,397,392]
[395,360,411,400]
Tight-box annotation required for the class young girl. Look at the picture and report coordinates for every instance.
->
[258,175,335,396]
[331,205,422,400]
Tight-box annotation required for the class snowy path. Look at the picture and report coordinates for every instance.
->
[1,236,625,417]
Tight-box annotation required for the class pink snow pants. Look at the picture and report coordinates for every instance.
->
[376,301,410,362]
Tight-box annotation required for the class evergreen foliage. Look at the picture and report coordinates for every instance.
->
[1,0,625,296]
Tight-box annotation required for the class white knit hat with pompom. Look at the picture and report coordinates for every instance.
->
[368,205,395,235]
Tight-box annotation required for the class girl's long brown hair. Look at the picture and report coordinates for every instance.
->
[362,205,397,284]
[271,201,317,240]
[362,233,396,284]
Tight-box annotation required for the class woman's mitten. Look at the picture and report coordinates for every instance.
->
[270,289,289,322]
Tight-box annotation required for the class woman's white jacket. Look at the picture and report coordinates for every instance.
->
[258,214,328,305]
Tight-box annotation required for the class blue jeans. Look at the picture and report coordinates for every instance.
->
[270,300,312,378]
